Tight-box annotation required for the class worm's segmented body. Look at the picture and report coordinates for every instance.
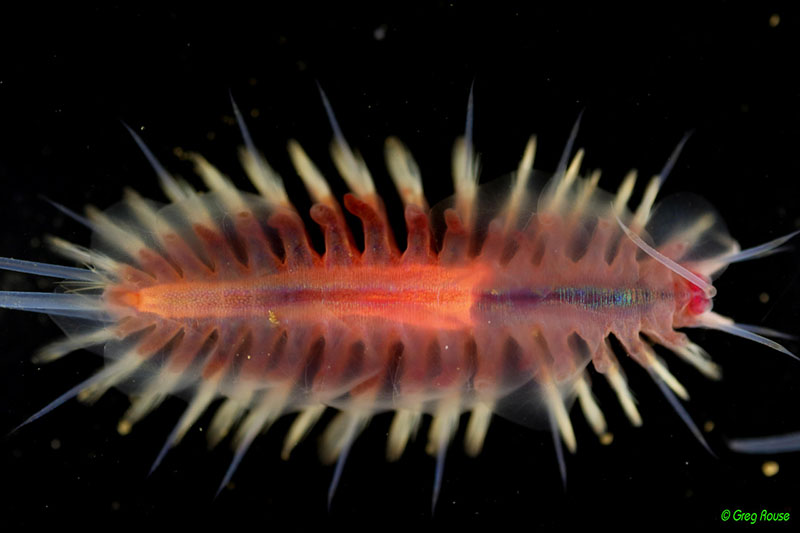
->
[2,92,795,507]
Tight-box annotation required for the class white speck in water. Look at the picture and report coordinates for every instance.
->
[763,461,780,477]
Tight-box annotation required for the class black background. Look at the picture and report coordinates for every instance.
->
[1,3,800,529]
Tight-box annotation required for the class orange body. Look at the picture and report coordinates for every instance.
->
[126,263,490,330]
